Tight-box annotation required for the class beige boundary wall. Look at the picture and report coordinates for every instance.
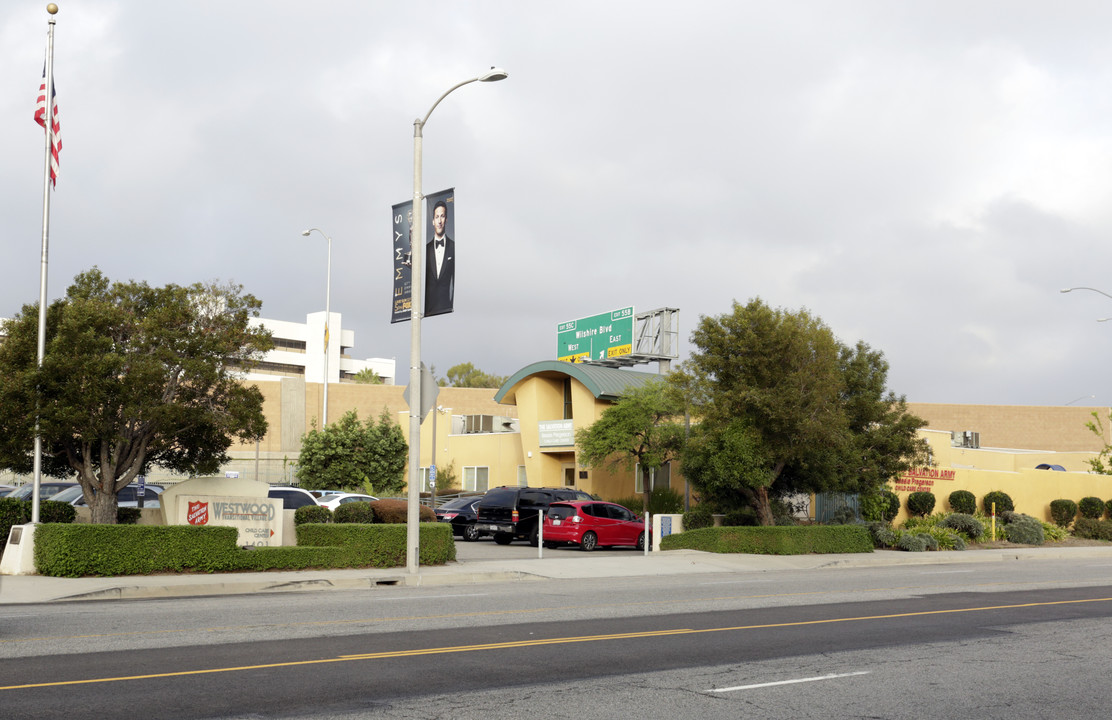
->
[890,430,1112,525]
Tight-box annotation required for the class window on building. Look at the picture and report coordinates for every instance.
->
[517,466,528,487]
[634,462,671,494]
[563,378,573,420]
[463,466,489,493]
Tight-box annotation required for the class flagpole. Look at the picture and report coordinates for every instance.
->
[32,3,59,525]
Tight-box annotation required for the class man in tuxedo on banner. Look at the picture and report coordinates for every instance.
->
[425,199,454,316]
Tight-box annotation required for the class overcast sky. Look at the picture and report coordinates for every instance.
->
[5,1,1112,407]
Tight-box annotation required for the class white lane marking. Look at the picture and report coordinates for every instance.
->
[709,670,870,692]
[698,580,775,585]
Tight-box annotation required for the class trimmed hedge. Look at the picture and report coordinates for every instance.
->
[907,491,936,517]
[1078,497,1105,520]
[295,505,333,525]
[948,490,976,515]
[683,506,714,530]
[1074,518,1112,541]
[32,521,455,577]
[660,525,873,555]
[369,499,436,524]
[982,491,1014,514]
[333,503,376,524]
[1050,499,1078,527]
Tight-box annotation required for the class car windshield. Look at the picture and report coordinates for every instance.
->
[46,486,84,504]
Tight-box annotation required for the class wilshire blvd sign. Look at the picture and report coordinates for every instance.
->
[557,306,634,363]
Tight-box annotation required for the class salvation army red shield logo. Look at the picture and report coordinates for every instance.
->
[187,500,209,526]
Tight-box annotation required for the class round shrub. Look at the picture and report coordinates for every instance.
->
[115,507,141,525]
[982,490,1014,515]
[1074,518,1112,541]
[333,502,376,524]
[939,512,985,540]
[683,506,713,530]
[948,490,976,515]
[1049,499,1078,528]
[1078,496,1105,520]
[1106,499,1112,519]
[1005,513,1045,545]
[906,491,936,517]
[295,505,333,525]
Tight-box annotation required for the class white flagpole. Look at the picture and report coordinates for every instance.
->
[32,4,60,525]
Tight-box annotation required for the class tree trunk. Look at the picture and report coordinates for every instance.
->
[754,486,775,526]
[89,489,119,524]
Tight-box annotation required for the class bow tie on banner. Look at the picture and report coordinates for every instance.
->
[435,240,444,248]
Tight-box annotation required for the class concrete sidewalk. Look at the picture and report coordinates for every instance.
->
[4,545,1112,604]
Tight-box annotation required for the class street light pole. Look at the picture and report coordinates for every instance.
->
[302,228,332,425]
[407,67,507,574]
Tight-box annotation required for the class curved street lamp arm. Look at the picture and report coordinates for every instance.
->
[1061,286,1112,302]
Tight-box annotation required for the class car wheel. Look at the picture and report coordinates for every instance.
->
[580,531,598,552]
[493,533,513,545]
[529,526,540,547]
[462,523,481,542]
[636,532,646,551]
[543,540,559,549]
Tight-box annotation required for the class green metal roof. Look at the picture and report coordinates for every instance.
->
[495,360,662,405]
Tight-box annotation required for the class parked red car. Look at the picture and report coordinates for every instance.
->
[542,500,648,551]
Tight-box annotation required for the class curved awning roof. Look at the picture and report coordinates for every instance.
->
[495,360,662,405]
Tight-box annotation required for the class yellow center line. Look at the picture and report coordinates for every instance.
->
[2,595,1109,692]
[0,578,1082,647]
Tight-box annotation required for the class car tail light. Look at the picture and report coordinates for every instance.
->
[571,515,582,523]
[442,512,458,519]
[512,509,519,522]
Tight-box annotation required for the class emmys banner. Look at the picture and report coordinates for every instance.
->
[424,188,456,318]
[391,200,414,324]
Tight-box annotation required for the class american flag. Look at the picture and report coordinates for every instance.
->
[35,67,61,187]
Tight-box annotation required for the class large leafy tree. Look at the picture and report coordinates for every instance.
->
[0,268,272,523]
[443,362,507,389]
[680,299,927,524]
[296,409,407,495]
[575,380,685,515]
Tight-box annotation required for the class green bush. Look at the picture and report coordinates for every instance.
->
[296,522,454,566]
[1078,496,1105,520]
[660,525,873,554]
[295,505,333,525]
[1106,499,1112,519]
[41,500,77,524]
[333,503,376,524]
[1073,518,1112,541]
[939,513,985,540]
[1042,520,1068,542]
[982,491,1014,515]
[867,522,897,548]
[948,490,976,515]
[861,490,898,523]
[1004,513,1045,545]
[683,506,714,530]
[907,492,936,517]
[116,507,141,525]
[897,533,931,552]
[32,521,457,577]
[1050,499,1078,528]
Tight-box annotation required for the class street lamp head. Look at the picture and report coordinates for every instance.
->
[301,230,312,237]
[479,67,508,82]
[1060,288,1074,293]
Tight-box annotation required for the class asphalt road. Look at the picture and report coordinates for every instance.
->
[2,556,1111,719]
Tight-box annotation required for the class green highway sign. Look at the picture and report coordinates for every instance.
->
[557,306,634,363]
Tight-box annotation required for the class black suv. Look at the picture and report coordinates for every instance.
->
[475,486,593,546]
